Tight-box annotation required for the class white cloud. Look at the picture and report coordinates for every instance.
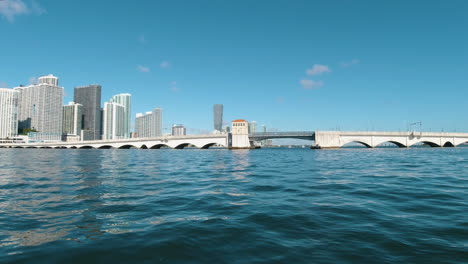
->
[340,59,360,68]
[306,64,331,76]
[160,61,170,69]
[137,65,150,73]
[0,0,44,22]
[170,81,179,92]
[301,79,323,90]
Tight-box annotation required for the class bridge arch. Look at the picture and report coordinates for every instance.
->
[200,143,218,149]
[341,141,373,148]
[174,143,190,149]
[118,145,137,149]
[79,146,94,149]
[98,145,113,149]
[374,141,407,148]
[140,144,148,149]
[409,141,441,148]
[443,142,455,147]
[340,138,373,148]
[150,144,170,149]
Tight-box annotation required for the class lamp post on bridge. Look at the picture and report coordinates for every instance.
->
[409,121,422,136]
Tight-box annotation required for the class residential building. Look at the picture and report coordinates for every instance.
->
[62,102,82,137]
[14,74,64,141]
[135,107,163,138]
[102,102,125,140]
[0,88,20,139]
[74,85,102,140]
[172,124,186,136]
[135,112,153,138]
[109,93,131,138]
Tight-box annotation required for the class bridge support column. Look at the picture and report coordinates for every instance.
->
[313,131,342,149]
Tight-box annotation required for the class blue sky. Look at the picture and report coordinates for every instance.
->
[1,0,467,134]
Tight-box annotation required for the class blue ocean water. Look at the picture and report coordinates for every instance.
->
[0,148,466,263]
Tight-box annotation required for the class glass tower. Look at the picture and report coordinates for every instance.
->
[74,85,102,140]
[213,104,223,132]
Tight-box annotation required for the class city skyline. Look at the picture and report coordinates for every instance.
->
[1,0,467,133]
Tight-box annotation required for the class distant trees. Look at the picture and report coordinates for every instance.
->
[20,128,38,135]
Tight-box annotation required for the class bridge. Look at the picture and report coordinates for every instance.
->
[314,131,468,148]
[1,130,468,149]
[0,134,228,149]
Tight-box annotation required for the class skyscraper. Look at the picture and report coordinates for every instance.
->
[135,107,163,138]
[110,93,131,138]
[74,85,102,141]
[102,102,125,140]
[62,102,82,136]
[15,74,64,141]
[248,121,258,134]
[153,107,162,137]
[213,104,223,132]
[135,112,153,138]
[0,88,20,139]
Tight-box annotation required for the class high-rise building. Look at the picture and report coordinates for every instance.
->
[38,74,59,86]
[62,102,82,136]
[0,88,20,139]
[102,102,125,140]
[15,74,64,141]
[135,111,153,138]
[153,108,162,137]
[172,124,186,136]
[248,121,257,134]
[135,107,163,138]
[213,104,223,132]
[74,85,102,141]
[110,93,131,138]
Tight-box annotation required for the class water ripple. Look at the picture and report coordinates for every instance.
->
[0,148,467,263]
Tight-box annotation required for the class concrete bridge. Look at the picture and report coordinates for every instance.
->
[314,131,468,148]
[0,134,228,149]
[2,130,468,150]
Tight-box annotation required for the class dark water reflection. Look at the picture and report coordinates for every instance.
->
[0,148,467,263]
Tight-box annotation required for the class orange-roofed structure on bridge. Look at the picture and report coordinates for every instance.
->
[230,119,251,149]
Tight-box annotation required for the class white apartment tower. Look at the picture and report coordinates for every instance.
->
[102,102,126,140]
[14,74,64,141]
[172,124,186,136]
[0,88,20,139]
[109,93,131,138]
[135,107,163,138]
[62,102,83,136]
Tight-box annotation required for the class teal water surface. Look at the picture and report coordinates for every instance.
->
[0,148,467,263]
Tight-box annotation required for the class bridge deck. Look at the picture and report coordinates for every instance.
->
[249,131,315,141]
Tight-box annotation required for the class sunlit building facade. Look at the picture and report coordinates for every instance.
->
[0,88,20,139]
[110,93,131,138]
[102,102,125,140]
[14,74,64,141]
[135,108,163,138]
[62,102,82,137]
